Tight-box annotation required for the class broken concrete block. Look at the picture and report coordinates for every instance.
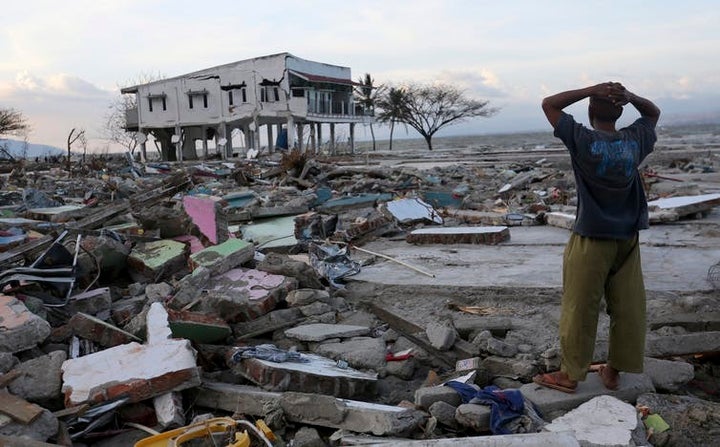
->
[154,392,185,429]
[65,287,113,316]
[0,294,51,353]
[643,357,695,392]
[645,332,720,357]
[414,386,462,410]
[182,194,229,244]
[355,432,581,446]
[298,301,334,317]
[520,372,654,417]
[484,337,519,358]
[232,308,304,338]
[455,403,491,432]
[195,382,424,437]
[61,339,201,406]
[201,268,296,322]
[111,296,146,327]
[257,252,324,289]
[8,351,66,405]
[145,282,174,302]
[544,395,641,447]
[0,408,58,441]
[285,323,371,342]
[292,426,326,447]
[407,226,510,245]
[426,321,456,351]
[648,193,720,218]
[127,239,189,282]
[313,337,387,371]
[385,358,416,380]
[544,211,575,230]
[482,356,538,381]
[189,238,254,276]
[167,309,231,343]
[232,351,377,399]
[69,313,141,348]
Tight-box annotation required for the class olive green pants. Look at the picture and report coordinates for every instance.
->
[560,232,646,381]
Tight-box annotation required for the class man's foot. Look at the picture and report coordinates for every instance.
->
[598,364,619,390]
[532,371,577,393]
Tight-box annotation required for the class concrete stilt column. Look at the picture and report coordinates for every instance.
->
[266,123,274,153]
[175,125,183,162]
[287,116,295,150]
[243,124,252,149]
[317,123,323,153]
[201,125,208,159]
[310,123,316,154]
[219,122,228,159]
[349,123,355,155]
[330,123,336,155]
[297,123,304,152]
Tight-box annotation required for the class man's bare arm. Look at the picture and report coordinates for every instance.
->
[542,82,622,128]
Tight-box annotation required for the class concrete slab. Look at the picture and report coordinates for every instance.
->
[240,215,298,249]
[182,194,228,244]
[284,323,370,342]
[341,432,581,447]
[648,193,720,217]
[520,372,654,416]
[233,351,377,399]
[407,226,510,245]
[349,225,718,292]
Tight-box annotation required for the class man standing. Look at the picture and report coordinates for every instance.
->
[534,82,661,393]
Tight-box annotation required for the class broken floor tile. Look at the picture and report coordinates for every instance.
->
[384,198,443,225]
[231,351,377,399]
[406,226,510,245]
[0,294,51,353]
[189,238,254,276]
[167,309,231,343]
[240,215,299,250]
[182,195,229,244]
[200,268,296,322]
[284,323,370,342]
[127,239,189,282]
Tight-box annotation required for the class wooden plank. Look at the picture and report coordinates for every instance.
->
[0,390,44,424]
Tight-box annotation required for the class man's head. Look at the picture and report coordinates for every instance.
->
[588,96,623,128]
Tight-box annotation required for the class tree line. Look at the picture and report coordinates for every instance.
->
[354,73,499,151]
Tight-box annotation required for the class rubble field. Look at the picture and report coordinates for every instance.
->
[0,126,719,447]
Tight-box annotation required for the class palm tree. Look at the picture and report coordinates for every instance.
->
[353,73,383,151]
[376,87,408,151]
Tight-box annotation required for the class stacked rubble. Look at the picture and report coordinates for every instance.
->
[0,137,717,446]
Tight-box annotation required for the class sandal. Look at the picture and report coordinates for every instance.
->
[532,372,577,393]
[598,365,619,390]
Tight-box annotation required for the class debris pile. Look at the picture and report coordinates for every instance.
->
[0,137,718,446]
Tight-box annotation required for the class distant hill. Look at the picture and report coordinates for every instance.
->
[0,138,64,159]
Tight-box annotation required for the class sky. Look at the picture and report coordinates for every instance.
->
[1,0,719,151]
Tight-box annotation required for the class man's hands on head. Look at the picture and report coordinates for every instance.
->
[592,82,629,106]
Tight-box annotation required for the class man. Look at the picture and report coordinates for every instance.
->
[534,82,661,393]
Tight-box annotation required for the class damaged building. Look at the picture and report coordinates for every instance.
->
[121,52,372,162]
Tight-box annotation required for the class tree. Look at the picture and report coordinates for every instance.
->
[376,86,409,151]
[0,108,29,137]
[395,83,498,150]
[353,73,384,151]
[66,128,86,172]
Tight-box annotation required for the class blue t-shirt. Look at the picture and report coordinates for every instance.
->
[554,112,657,239]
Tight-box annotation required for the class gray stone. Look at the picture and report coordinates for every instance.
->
[0,352,18,373]
[146,282,174,302]
[545,395,643,447]
[384,358,416,380]
[646,331,720,357]
[314,337,386,371]
[65,287,113,316]
[643,357,695,392]
[0,409,58,441]
[455,403,491,432]
[521,371,655,416]
[285,323,371,342]
[233,307,304,336]
[286,288,330,307]
[299,301,335,317]
[414,385,462,410]
[127,282,145,296]
[485,337,519,358]
[8,350,66,404]
[426,321,456,351]
[170,267,211,308]
[429,401,459,429]
[292,426,328,447]
[482,356,538,381]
